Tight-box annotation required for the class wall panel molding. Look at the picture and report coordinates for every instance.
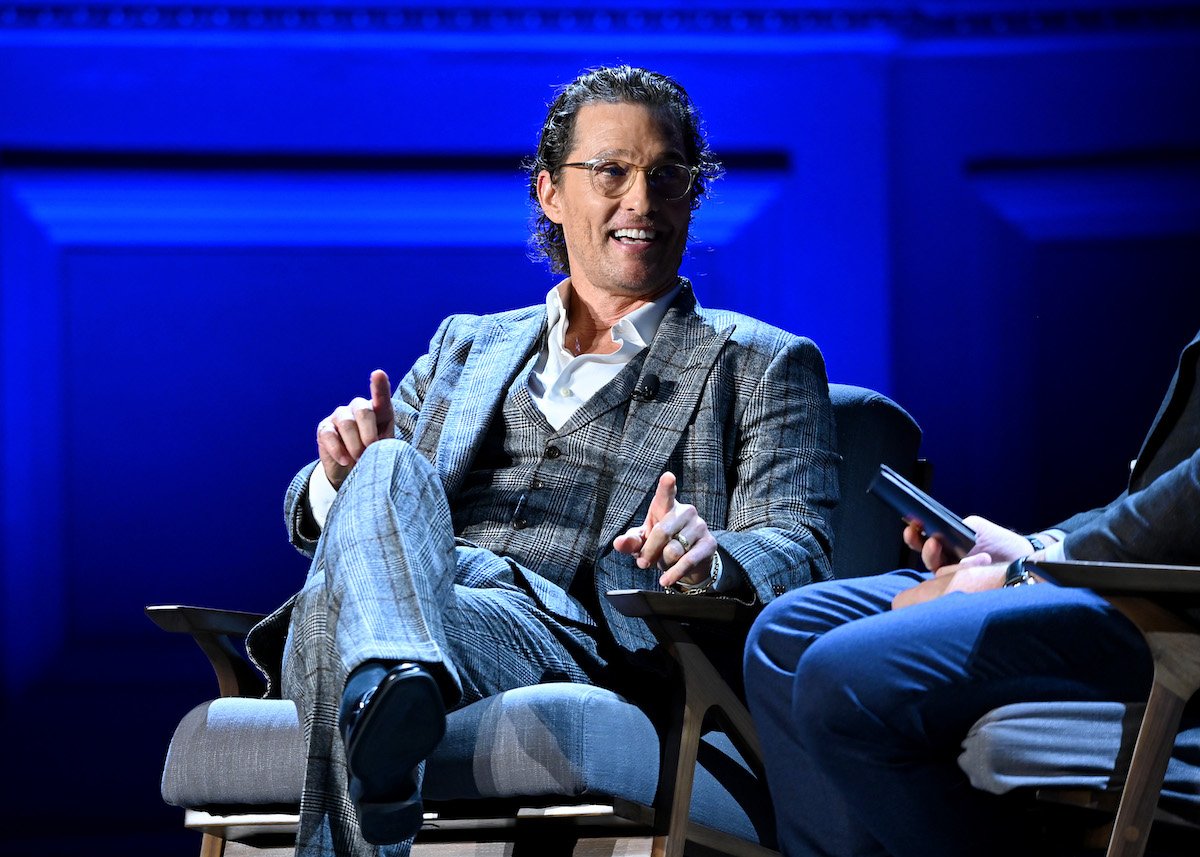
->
[0,176,66,694]
[969,153,1200,241]
[1,2,1198,36]
[907,152,1200,526]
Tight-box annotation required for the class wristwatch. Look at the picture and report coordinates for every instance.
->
[1003,558,1038,588]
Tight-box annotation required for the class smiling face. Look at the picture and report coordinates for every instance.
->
[536,101,692,303]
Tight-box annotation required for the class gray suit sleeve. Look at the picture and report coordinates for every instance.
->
[1061,448,1200,565]
[718,335,839,600]
[284,461,321,557]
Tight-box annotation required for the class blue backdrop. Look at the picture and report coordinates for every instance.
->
[1,2,1199,852]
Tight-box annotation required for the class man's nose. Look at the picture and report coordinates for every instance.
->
[621,169,657,214]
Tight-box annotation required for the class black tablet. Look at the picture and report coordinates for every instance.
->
[868,464,977,558]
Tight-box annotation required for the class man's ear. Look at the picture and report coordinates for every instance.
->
[536,170,563,224]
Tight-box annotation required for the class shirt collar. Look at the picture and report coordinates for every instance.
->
[544,278,682,350]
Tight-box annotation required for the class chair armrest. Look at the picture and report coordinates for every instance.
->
[1030,560,1200,669]
[606,588,756,625]
[1030,560,1200,600]
[146,604,267,636]
[145,604,268,699]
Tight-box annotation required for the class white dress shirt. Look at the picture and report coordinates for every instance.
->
[528,279,677,429]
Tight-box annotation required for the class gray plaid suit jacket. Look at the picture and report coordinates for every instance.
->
[270,280,838,663]
[247,280,839,857]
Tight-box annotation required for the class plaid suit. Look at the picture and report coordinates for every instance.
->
[250,280,839,856]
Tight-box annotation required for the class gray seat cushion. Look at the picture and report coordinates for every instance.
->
[160,697,307,808]
[423,682,659,804]
[161,683,774,844]
[960,701,1200,822]
[426,682,774,844]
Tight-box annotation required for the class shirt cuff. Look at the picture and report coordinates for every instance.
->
[1042,539,1067,562]
[308,463,338,531]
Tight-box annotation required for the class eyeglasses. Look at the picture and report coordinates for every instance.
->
[559,159,699,201]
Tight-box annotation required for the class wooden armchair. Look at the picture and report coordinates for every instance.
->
[149,383,925,856]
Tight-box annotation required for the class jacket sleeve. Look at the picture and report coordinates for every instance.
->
[1061,448,1200,565]
[717,335,840,602]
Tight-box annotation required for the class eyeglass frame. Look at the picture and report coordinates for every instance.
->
[557,158,701,201]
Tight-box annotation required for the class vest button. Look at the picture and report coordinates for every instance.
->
[513,517,528,530]
[531,478,544,490]
[544,445,561,459]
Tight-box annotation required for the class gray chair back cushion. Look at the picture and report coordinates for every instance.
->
[827,383,923,579]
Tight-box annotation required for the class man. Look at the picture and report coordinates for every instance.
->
[248,65,839,856]
[743,327,1200,857]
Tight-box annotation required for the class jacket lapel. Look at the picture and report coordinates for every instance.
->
[1131,329,1200,487]
[434,311,544,499]
[599,286,734,551]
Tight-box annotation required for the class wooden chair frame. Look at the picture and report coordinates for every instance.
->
[148,591,779,857]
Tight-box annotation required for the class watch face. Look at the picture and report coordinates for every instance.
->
[1004,559,1030,588]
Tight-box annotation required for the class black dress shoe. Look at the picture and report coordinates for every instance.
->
[340,662,446,845]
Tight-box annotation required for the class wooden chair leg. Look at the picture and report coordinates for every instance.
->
[1106,680,1189,856]
[199,831,226,857]
[651,655,706,857]
[1105,597,1200,857]
[651,626,766,857]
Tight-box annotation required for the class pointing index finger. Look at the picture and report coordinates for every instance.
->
[370,369,392,410]
[650,471,678,520]
[369,367,396,430]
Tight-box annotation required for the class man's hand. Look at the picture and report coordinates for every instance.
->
[903,515,1037,573]
[613,471,718,589]
[316,369,395,489]
[891,555,1006,610]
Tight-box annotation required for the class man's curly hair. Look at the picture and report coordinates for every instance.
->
[527,65,724,274]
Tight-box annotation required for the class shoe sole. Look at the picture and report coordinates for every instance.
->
[357,789,426,846]
[345,665,446,843]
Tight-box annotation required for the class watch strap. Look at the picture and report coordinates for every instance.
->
[1004,558,1037,588]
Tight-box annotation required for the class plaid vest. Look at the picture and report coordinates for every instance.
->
[453,351,648,595]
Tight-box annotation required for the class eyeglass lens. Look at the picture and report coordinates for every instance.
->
[590,161,693,199]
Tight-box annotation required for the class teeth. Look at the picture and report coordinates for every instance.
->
[613,228,656,241]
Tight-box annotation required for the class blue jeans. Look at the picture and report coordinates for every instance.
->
[743,571,1153,857]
